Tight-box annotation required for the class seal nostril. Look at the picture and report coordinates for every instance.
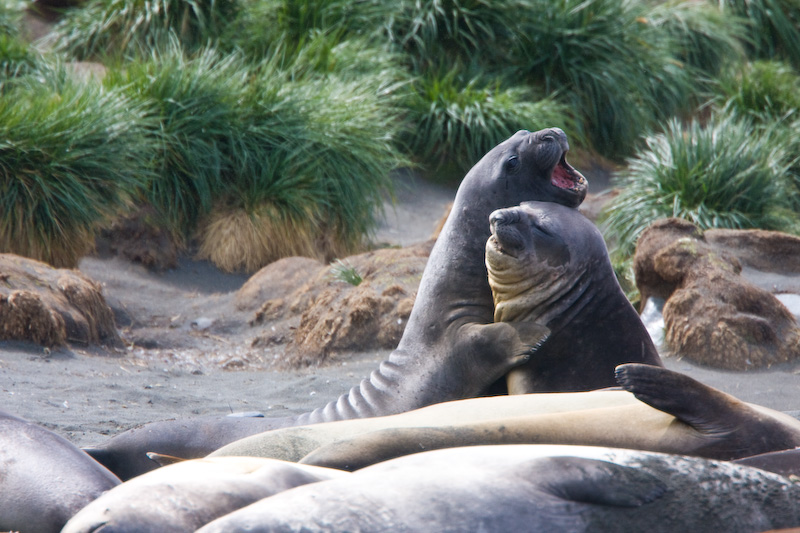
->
[489,210,507,228]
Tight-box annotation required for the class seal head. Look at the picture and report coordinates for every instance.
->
[486,201,662,392]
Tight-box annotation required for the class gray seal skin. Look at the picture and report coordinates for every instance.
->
[0,410,120,533]
[85,127,588,480]
[61,457,348,533]
[299,363,800,471]
[197,444,800,533]
[487,201,663,394]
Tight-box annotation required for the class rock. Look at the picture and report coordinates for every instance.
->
[633,219,800,370]
[0,254,121,348]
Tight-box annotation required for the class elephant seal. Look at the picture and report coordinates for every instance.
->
[486,201,662,393]
[209,389,638,461]
[198,444,800,532]
[299,363,800,470]
[0,410,120,533]
[86,127,587,480]
[62,457,347,533]
[734,447,800,478]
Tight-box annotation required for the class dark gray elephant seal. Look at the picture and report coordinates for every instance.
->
[198,444,800,533]
[486,201,662,393]
[86,128,588,480]
[0,410,120,533]
[299,363,800,470]
[62,457,347,533]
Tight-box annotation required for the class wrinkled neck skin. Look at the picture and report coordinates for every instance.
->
[491,261,586,327]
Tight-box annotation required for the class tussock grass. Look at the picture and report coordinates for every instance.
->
[196,203,322,273]
[103,43,404,271]
[48,0,238,60]
[227,0,390,58]
[718,0,800,66]
[104,46,253,236]
[715,60,800,121]
[513,0,703,157]
[0,66,153,267]
[405,68,575,181]
[646,0,746,76]
[384,0,519,69]
[600,112,800,263]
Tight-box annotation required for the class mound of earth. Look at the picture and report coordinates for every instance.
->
[634,219,800,370]
[0,254,120,348]
[243,241,433,367]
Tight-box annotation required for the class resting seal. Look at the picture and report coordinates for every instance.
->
[486,201,662,393]
[86,128,588,480]
[62,457,347,533]
[0,410,120,533]
[209,389,638,461]
[198,445,800,532]
[299,363,800,470]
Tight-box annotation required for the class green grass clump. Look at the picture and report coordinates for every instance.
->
[226,0,390,59]
[512,0,703,158]
[646,0,745,77]
[234,61,405,255]
[105,46,253,237]
[600,112,800,263]
[718,0,800,66]
[404,68,575,181]
[0,67,153,267]
[329,259,363,286]
[100,42,404,271]
[384,0,520,70]
[49,0,239,60]
[715,60,800,121]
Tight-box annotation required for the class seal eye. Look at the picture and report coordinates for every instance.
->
[506,155,519,171]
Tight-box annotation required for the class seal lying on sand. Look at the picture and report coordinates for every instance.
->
[62,457,347,533]
[198,445,800,533]
[0,410,120,533]
[297,363,800,471]
[486,201,662,393]
[209,389,639,461]
[86,128,588,480]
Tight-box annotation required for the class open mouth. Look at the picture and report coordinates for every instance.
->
[550,152,587,192]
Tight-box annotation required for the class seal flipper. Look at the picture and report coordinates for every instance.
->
[539,456,666,507]
[614,363,742,436]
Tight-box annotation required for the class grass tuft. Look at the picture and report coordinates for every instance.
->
[48,0,239,60]
[600,112,800,264]
[718,0,800,67]
[329,259,363,286]
[715,60,800,121]
[0,65,153,267]
[404,68,576,181]
[513,0,705,157]
[104,45,253,237]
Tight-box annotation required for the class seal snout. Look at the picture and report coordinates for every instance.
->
[489,208,525,256]
[490,208,521,231]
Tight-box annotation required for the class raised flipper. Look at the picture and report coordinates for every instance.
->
[615,363,800,459]
[536,456,666,507]
[614,363,744,435]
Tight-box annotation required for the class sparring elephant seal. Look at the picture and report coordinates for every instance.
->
[197,444,800,533]
[62,457,347,533]
[0,410,120,533]
[86,128,588,480]
[299,363,800,471]
[486,201,662,393]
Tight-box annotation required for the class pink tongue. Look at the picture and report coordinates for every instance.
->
[551,164,574,189]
